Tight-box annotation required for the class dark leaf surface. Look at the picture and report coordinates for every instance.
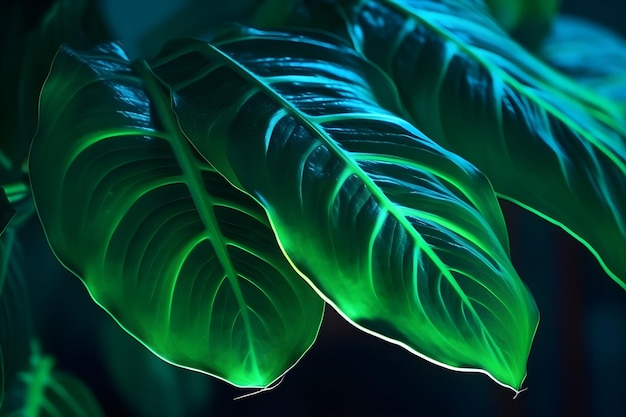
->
[340,0,626,289]
[153,27,539,390]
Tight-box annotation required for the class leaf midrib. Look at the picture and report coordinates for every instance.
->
[132,61,260,376]
[202,38,504,351]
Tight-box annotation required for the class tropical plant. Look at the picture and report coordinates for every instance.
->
[1,0,625,414]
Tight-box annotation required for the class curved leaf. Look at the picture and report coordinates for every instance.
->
[0,349,104,417]
[339,0,626,289]
[540,16,626,106]
[152,27,539,390]
[29,42,324,388]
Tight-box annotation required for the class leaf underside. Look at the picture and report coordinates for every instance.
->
[152,26,538,390]
[340,0,626,290]
[29,42,324,388]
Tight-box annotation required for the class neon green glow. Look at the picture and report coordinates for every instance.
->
[153,29,539,390]
[345,0,626,291]
[2,182,29,204]
[29,43,323,389]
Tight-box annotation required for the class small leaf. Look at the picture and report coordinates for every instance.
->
[29,42,324,388]
[153,27,539,390]
[339,0,626,290]
[1,347,105,417]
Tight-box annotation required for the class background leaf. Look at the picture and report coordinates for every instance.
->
[539,15,626,107]
[485,0,560,49]
[29,42,324,388]
[0,228,32,412]
[338,0,626,290]
[0,191,14,236]
[0,0,109,186]
[0,347,105,417]
[153,27,539,390]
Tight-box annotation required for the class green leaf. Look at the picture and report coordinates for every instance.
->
[29,42,324,388]
[0,347,105,417]
[339,0,626,290]
[539,16,626,106]
[485,0,560,49]
[152,27,539,390]
[0,229,31,411]
[0,190,14,236]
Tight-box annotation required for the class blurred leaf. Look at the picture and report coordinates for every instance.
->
[0,190,14,236]
[100,318,214,417]
[0,347,104,417]
[339,0,626,290]
[540,16,626,107]
[153,27,539,390]
[0,3,27,181]
[485,0,560,49]
[29,42,324,388]
[0,229,31,411]
[101,0,294,58]
[0,0,109,183]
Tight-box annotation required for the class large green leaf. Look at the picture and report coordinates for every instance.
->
[0,347,105,417]
[338,0,626,289]
[152,27,539,390]
[29,42,324,388]
[540,16,626,107]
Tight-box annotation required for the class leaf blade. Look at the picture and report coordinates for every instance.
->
[153,27,539,390]
[29,42,324,388]
[340,0,626,290]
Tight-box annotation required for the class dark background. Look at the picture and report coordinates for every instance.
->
[8,0,626,416]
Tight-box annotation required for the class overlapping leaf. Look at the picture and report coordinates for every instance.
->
[540,16,626,107]
[152,27,538,390]
[338,0,626,289]
[29,42,324,388]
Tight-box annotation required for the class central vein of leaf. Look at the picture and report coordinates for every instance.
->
[133,61,260,377]
[205,43,483,330]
